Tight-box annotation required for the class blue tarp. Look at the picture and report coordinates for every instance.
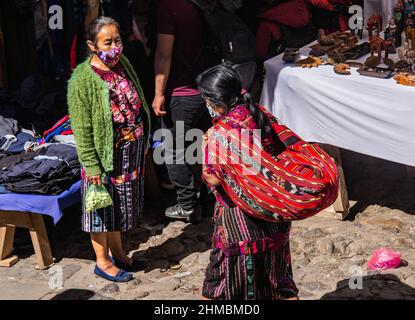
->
[0,181,81,225]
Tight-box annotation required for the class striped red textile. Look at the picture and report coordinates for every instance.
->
[205,106,339,222]
[307,0,335,11]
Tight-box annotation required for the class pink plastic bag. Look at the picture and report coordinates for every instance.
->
[367,248,401,271]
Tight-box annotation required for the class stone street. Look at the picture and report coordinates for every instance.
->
[0,149,414,300]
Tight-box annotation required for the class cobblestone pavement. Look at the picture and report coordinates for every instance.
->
[0,150,414,300]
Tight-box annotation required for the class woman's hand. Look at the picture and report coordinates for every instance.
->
[87,175,102,186]
[203,165,221,186]
[152,94,167,117]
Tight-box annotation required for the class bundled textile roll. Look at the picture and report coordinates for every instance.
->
[205,106,339,222]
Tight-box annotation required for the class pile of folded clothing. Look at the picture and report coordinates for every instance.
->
[0,112,80,195]
[0,143,81,195]
[38,115,73,145]
[0,115,37,155]
[0,114,76,155]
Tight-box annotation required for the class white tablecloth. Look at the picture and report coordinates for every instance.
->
[260,42,415,167]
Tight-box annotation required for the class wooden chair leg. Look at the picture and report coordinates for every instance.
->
[29,214,54,270]
[319,144,350,220]
[333,152,351,220]
[0,225,19,267]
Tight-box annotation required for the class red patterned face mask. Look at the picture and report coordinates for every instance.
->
[96,46,123,65]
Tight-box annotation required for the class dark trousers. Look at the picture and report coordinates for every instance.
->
[162,94,212,210]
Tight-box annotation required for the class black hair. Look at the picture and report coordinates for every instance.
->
[86,16,120,47]
[196,64,281,152]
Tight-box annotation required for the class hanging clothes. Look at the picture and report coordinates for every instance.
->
[70,0,89,71]
[16,74,68,134]
[33,0,48,51]
[47,0,68,79]
[255,0,311,59]
[84,0,101,29]
[34,0,52,76]
[0,89,18,119]
[104,0,134,40]
[0,14,7,89]
[306,0,352,33]
[1,0,38,90]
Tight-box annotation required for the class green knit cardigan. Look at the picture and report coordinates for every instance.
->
[67,55,151,177]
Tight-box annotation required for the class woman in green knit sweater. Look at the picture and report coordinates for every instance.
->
[68,17,151,283]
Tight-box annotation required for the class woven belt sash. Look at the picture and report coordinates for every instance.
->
[214,232,290,257]
[81,168,139,185]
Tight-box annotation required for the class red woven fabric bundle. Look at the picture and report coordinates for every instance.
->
[306,0,351,10]
[205,107,339,222]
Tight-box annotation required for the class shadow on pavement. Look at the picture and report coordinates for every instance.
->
[321,274,415,300]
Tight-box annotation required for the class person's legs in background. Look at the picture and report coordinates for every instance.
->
[162,94,212,222]
[194,97,216,217]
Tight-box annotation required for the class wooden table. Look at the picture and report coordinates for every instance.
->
[0,152,161,269]
[261,33,415,220]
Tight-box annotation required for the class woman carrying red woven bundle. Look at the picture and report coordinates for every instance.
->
[197,64,338,300]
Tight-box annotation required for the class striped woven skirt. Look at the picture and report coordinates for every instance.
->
[202,204,298,300]
[80,136,145,233]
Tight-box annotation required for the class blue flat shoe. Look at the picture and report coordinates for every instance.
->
[94,264,133,283]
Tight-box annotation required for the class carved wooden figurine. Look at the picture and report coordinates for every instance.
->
[405,28,415,48]
[394,0,404,46]
[365,36,394,69]
[385,19,398,54]
[404,0,415,19]
[317,29,336,46]
[367,14,383,41]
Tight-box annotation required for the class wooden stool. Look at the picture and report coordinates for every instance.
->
[0,211,54,270]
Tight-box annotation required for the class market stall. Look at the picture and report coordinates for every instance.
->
[0,182,81,269]
[260,14,415,219]
[0,114,81,269]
